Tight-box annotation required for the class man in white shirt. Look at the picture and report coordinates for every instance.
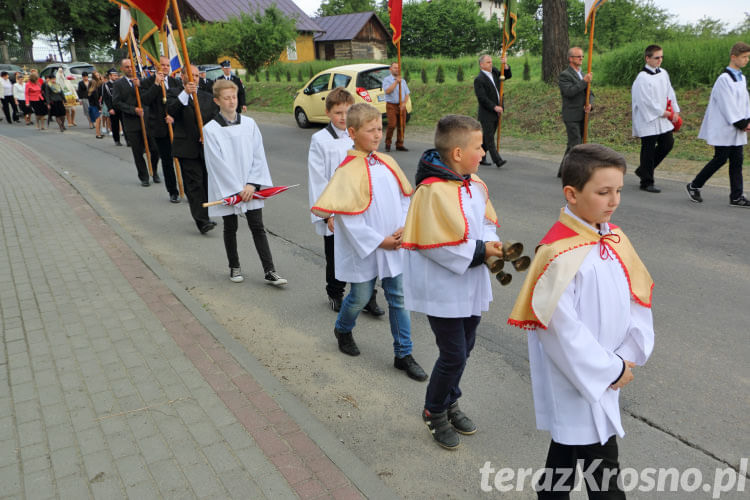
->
[631,44,681,193]
[381,62,410,152]
[1,71,19,123]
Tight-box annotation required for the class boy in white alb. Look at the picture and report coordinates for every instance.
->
[509,144,655,498]
[307,88,383,314]
[631,44,680,193]
[203,79,287,286]
[401,115,503,449]
[312,103,427,381]
[686,42,750,207]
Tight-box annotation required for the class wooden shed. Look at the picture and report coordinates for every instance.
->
[313,12,390,61]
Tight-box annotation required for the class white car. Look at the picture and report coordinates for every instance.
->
[39,62,96,86]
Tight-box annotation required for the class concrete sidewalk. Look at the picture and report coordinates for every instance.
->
[0,135,395,499]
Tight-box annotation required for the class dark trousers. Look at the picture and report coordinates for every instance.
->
[638,131,674,187]
[480,117,503,165]
[109,110,122,144]
[222,209,275,273]
[385,102,405,148]
[153,135,178,196]
[691,145,744,201]
[124,129,159,182]
[2,96,19,122]
[536,437,625,499]
[424,315,480,413]
[177,156,211,228]
[559,120,584,174]
[323,234,346,299]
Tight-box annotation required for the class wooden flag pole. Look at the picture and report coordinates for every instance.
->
[397,41,404,139]
[582,8,597,144]
[160,80,184,197]
[169,0,203,141]
[497,46,508,151]
[127,27,153,177]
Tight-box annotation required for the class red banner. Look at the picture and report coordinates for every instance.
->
[388,0,402,45]
[123,0,169,28]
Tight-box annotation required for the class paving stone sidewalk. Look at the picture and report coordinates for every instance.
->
[0,136,376,499]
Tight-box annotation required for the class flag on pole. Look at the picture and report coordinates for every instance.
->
[584,0,607,30]
[131,8,160,66]
[122,0,169,28]
[388,0,402,44]
[501,0,518,50]
[203,185,299,207]
[165,19,183,74]
[119,6,133,45]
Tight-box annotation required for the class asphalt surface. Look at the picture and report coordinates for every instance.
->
[1,114,747,499]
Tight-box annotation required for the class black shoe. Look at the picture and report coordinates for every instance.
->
[495,159,507,168]
[686,183,702,203]
[363,289,384,316]
[422,409,459,450]
[640,184,661,193]
[394,354,428,381]
[169,193,180,203]
[634,166,644,179]
[396,146,409,151]
[447,402,477,435]
[479,158,491,166]
[729,195,750,208]
[141,180,150,187]
[152,174,161,183]
[385,145,391,152]
[114,141,123,146]
[328,296,342,312]
[334,328,360,356]
[199,221,217,234]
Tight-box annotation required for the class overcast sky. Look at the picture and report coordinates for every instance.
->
[294,0,748,28]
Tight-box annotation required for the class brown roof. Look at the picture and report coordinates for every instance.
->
[183,0,323,32]
[313,11,387,42]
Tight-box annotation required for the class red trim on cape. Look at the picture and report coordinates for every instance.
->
[539,221,579,245]
[310,155,374,216]
[401,183,469,250]
[602,243,654,308]
[373,153,412,197]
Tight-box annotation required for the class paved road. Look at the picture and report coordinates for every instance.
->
[1,114,747,499]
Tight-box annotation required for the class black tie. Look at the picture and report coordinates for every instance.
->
[655,68,661,74]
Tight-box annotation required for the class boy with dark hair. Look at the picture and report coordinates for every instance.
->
[312,103,427,381]
[509,144,655,498]
[631,44,680,193]
[401,114,503,449]
[204,79,287,286]
[307,88,383,314]
[686,41,750,207]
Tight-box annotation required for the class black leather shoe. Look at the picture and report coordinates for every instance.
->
[394,354,428,381]
[479,158,491,165]
[115,141,123,146]
[169,193,180,203]
[199,221,217,234]
[396,146,409,151]
[328,296,342,312]
[141,180,150,187]
[634,166,644,179]
[640,184,661,193]
[334,329,360,356]
[152,174,161,183]
[363,290,385,316]
[495,159,507,168]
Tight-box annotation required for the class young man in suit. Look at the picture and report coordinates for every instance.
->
[102,68,123,146]
[474,54,511,168]
[140,56,182,203]
[557,47,593,177]
[112,58,161,186]
[217,60,245,114]
[167,64,220,233]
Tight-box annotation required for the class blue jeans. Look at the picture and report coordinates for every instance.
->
[334,275,412,358]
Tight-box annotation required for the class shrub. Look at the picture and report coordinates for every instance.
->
[255,72,260,82]
[421,67,428,84]
[457,65,464,82]
[286,70,291,82]
[275,71,281,82]
[523,58,530,81]
[265,70,269,81]
[436,65,445,83]
[297,69,303,82]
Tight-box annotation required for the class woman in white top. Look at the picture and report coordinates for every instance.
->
[12,73,31,125]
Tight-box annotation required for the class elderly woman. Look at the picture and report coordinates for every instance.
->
[25,73,47,130]
[44,73,67,132]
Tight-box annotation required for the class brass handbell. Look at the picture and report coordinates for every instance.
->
[502,241,524,262]
[495,271,512,286]
[485,256,505,273]
[512,256,531,272]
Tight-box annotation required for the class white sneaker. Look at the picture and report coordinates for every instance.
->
[229,267,244,283]
[264,271,287,286]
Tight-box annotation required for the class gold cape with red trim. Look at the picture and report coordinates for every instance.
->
[508,209,654,330]
[401,175,499,249]
[310,150,413,218]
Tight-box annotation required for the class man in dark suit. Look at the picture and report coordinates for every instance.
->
[474,54,511,168]
[557,46,593,177]
[112,58,160,186]
[198,68,213,94]
[167,64,219,234]
[217,60,245,114]
[102,68,123,146]
[141,56,182,203]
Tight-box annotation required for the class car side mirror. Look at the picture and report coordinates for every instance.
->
[303,88,311,95]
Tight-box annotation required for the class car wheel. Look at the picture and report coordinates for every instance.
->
[295,107,310,128]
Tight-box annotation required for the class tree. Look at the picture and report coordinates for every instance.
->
[317,0,375,17]
[541,0,568,83]
[0,0,54,62]
[186,8,297,75]
[48,0,118,60]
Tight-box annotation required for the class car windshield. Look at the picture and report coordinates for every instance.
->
[356,68,390,90]
[70,66,95,75]
[41,67,60,77]
[205,68,223,81]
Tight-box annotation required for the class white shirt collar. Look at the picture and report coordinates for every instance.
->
[645,64,660,73]
[564,205,611,235]
[334,125,348,137]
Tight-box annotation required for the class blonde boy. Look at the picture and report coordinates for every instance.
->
[307,88,382,314]
[312,103,427,381]
[203,79,287,286]
[509,144,655,498]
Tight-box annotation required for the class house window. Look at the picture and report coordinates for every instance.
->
[287,40,298,61]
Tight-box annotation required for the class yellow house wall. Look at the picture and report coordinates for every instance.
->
[279,33,315,63]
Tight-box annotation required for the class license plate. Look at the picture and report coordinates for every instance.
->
[377,94,385,102]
